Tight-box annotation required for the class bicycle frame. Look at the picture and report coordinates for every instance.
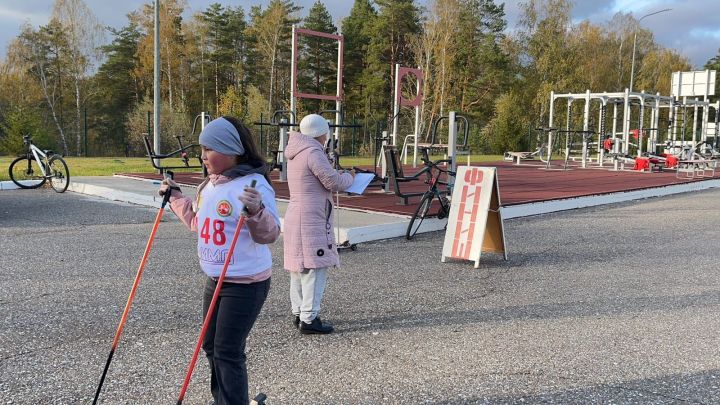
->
[27,142,50,177]
[425,158,454,191]
[405,159,455,240]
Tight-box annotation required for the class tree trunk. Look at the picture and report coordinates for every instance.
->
[75,77,82,156]
[201,42,205,110]
[35,52,69,155]
[215,60,219,114]
[165,39,173,110]
[268,35,278,113]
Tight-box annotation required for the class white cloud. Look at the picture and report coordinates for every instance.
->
[0,4,48,25]
[610,0,666,14]
[690,28,720,40]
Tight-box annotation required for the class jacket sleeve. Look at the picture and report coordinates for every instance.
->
[169,194,198,232]
[307,149,354,192]
[245,180,281,244]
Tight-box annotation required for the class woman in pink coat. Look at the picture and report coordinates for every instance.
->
[284,114,353,334]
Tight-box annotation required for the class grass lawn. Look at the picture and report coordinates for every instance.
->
[0,154,503,182]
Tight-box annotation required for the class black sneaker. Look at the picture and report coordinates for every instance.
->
[293,315,300,329]
[299,317,334,334]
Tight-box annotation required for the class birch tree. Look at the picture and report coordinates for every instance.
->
[52,0,104,156]
[247,1,300,113]
[14,22,71,155]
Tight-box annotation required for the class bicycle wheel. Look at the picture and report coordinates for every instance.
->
[48,155,70,193]
[437,196,451,219]
[9,156,46,189]
[406,193,433,240]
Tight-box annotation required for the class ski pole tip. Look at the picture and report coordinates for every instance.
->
[250,393,267,405]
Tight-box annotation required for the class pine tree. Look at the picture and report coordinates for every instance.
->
[197,4,247,116]
[342,0,377,122]
[454,0,510,137]
[366,0,422,121]
[93,23,142,155]
[704,49,720,97]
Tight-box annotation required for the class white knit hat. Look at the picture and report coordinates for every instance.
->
[299,114,331,138]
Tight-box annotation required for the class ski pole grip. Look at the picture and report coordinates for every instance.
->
[160,171,175,206]
[242,180,258,216]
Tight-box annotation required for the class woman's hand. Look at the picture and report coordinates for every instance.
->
[239,186,263,215]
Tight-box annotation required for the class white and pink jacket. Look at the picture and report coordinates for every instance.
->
[283,132,353,272]
[168,173,281,282]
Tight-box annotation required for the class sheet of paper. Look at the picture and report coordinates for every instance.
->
[344,172,375,195]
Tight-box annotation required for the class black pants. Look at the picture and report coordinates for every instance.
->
[202,277,270,405]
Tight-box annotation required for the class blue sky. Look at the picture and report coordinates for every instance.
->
[0,0,718,68]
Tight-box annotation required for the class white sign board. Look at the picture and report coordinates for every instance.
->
[441,166,507,268]
[671,70,716,98]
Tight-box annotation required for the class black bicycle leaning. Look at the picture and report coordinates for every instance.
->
[9,135,70,193]
[406,157,455,240]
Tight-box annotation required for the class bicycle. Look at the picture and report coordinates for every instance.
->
[405,156,455,240]
[9,135,70,193]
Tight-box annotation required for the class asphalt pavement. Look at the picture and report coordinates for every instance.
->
[1,188,720,404]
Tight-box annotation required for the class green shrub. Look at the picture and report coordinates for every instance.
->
[0,108,53,156]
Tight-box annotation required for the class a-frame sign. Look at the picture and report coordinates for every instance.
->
[442,166,507,267]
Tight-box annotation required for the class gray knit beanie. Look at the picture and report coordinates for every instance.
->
[199,117,245,156]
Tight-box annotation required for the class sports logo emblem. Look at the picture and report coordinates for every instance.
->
[216,200,233,217]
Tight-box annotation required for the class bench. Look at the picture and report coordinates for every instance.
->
[503,151,536,165]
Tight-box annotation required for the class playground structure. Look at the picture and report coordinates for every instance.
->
[507,70,719,174]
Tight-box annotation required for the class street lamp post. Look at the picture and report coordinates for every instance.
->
[629,8,671,92]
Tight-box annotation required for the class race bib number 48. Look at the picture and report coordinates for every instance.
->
[200,218,226,245]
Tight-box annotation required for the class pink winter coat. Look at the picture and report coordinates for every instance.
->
[283,132,353,272]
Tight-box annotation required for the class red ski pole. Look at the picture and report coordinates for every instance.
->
[176,180,256,405]
[93,171,176,405]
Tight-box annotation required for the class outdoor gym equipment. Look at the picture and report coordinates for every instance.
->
[533,127,595,171]
[317,108,363,170]
[92,171,176,405]
[392,64,424,167]
[694,140,720,159]
[425,112,469,175]
[503,145,549,165]
[504,126,551,165]
[351,132,391,190]
[289,25,344,145]
[143,112,211,175]
[176,181,256,404]
[9,135,70,193]
[549,90,678,169]
[390,68,471,173]
[254,110,296,181]
[548,72,720,172]
[384,145,432,205]
[367,111,467,197]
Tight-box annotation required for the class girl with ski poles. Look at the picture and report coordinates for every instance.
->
[160,116,280,405]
